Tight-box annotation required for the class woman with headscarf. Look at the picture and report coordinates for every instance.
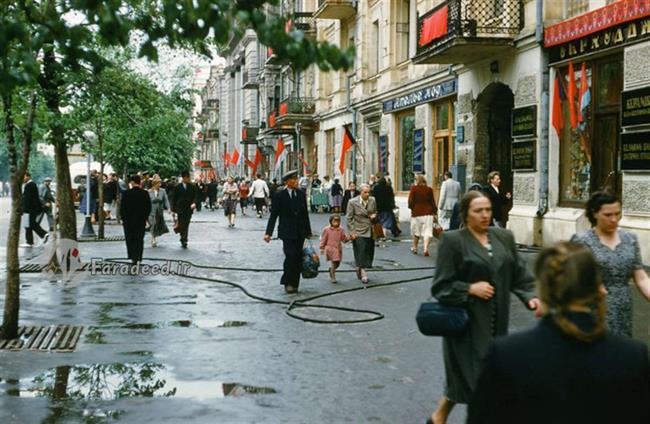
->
[372,177,401,238]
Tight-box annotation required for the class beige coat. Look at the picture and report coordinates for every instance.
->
[345,195,377,238]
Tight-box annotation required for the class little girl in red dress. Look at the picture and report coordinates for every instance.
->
[320,214,349,283]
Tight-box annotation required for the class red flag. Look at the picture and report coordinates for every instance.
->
[568,62,578,129]
[338,127,355,175]
[231,148,241,166]
[252,147,263,176]
[552,72,566,137]
[224,151,230,167]
[274,138,287,170]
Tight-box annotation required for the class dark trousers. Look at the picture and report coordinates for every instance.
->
[37,209,54,231]
[177,215,191,245]
[281,238,304,288]
[254,198,265,214]
[25,212,47,245]
[124,224,145,263]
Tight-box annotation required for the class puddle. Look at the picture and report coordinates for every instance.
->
[92,320,248,330]
[2,362,276,401]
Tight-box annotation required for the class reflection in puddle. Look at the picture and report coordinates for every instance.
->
[93,320,248,330]
[2,362,276,401]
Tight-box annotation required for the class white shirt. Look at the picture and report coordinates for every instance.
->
[491,184,499,194]
[250,179,270,199]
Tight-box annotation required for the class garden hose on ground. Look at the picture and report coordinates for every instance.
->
[102,257,435,325]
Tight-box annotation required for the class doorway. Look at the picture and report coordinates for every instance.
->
[476,83,514,220]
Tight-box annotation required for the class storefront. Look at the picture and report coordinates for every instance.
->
[381,78,457,198]
[544,0,650,260]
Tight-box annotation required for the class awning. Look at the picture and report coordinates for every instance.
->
[418,5,448,47]
[545,0,650,47]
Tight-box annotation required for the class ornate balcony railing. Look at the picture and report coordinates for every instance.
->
[292,12,315,33]
[279,96,316,116]
[415,0,522,64]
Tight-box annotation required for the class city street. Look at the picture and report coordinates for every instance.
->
[0,198,541,423]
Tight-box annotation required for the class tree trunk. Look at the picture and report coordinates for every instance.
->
[40,47,77,241]
[1,92,36,339]
[1,95,21,339]
[97,131,105,239]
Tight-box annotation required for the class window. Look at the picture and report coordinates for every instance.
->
[396,0,410,63]
[433,101,456,197]
[565,0,589,19]
[399,112,416,191]
[369,20,380,75]
[558,57,622,205]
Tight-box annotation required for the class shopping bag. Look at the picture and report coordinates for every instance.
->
[301,242,320,279]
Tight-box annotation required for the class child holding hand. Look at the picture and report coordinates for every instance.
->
[320,214,348,283]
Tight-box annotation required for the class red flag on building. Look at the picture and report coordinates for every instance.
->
[568,61,578,129]
[223,151,230,167]
[274,138,287,170]
[231,148,241,167]
[253,147,263,176]
[552,72,567,137]
[338,127,356,175]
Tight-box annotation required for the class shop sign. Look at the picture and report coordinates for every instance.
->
[383,79,457,114]
[413,129,424,173]
[621,131,650,170]
[378,135,388,173]
[511,106,537,138]
[511,140,536,171]
[549,17,650,63]
[545,0,650,47]
[622,86,650,127]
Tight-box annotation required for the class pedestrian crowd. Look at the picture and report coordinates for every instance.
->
[14,166,650,421]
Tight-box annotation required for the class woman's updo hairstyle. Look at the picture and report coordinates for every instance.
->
[585,191,620,227]
[535,242,606,342]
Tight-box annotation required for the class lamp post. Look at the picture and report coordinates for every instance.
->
[295,122,302,174]
[80,130,96,238]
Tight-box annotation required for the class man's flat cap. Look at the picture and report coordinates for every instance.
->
[282,170,299,181]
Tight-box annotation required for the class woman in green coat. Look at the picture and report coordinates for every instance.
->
[428,191,541,424]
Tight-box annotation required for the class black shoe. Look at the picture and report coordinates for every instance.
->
[181,243,187,249]
[284,285,297,294]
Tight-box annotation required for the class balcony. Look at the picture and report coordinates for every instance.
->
[242,68,259,89]
[276,96,316,130]
[314,0,356,20]
[291,12,315,34]
[241,126,259,144]
[413,0,522,65]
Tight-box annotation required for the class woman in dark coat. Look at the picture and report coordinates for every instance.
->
[468,242,650,424]
[428,191,540,424]
[372,177,401,237]
[341,182,359,214]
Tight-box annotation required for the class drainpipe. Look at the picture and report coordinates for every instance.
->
[536,0,549,217]
[346,74,357,183]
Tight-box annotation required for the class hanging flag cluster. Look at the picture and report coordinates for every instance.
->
[274,137,288,170]
[338,127,356,175]
[552,61,590,138]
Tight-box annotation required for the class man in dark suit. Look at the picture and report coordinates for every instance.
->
[485,171,511,227]
[171,170,198,249]
[120,174,151,264]
[264,170,312,293]
[22,172,48,246]
[37,176,56,231]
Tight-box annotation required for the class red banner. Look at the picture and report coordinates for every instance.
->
[419,5,448,47]
[279,102,288,116]
[269,111,276,127]
[545,0,650,47]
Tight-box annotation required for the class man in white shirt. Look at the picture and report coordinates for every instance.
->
[438,171,462,230]
[249,174,270,218]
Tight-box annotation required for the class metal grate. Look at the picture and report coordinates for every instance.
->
[19,263,92,273]
[0,325,83,352]
[417,0,522,53]
[78,235,125,242]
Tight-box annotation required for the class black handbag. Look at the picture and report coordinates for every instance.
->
[416,301,469,337]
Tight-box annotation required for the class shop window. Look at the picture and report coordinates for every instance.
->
[558,57,622,206]
[399,113,416,191]
[436,104,449,130]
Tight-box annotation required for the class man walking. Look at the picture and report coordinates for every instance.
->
[250,174,270,218]
[103,173,118,220]
[438,171,462,230]
[22,172,48,246]
[172,170,198,249]
[485,171,511,227]
[38,177,56,231]
[120,174,151,264]
[264,170,312,294]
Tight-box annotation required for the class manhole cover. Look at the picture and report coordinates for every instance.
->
[0,325,83,352]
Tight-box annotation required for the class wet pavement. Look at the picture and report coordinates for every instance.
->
[0,198,643,423]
